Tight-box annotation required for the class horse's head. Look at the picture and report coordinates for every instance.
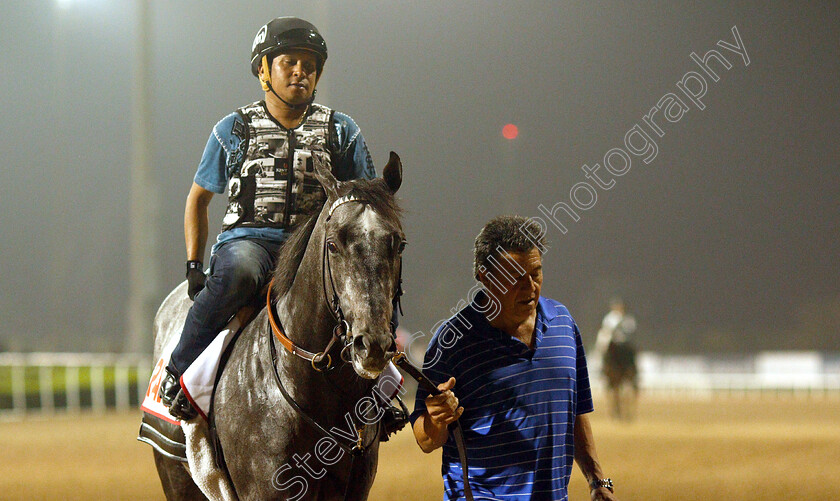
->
[313,152,405,379]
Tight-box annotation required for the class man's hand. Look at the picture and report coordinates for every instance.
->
[186,261,206,300]
[184,182,213,299]
[575,414,619,500]
[412,377,464,453]
[425,377,464,426]
[591,487,619,501]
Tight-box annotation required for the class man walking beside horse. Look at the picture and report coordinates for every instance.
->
[158,17,378,420]
[411,216,619,501]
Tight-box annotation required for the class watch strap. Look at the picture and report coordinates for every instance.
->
[590,478,614,493]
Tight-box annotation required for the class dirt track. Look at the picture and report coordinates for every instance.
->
[1,395,838,500]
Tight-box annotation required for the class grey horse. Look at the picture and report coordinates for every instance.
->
[151,153,406,500]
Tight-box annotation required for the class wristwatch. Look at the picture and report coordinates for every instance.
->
[186,260,203,275]
[590,478,614,493]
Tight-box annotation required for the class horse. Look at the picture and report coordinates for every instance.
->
[601,338,638,421]
[151,152,406,500]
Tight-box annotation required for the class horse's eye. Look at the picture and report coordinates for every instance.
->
[397,240,407,254]
[327,241,339,253]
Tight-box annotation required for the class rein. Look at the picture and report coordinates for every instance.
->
[266,279,344,371]
[267,327,379,457]
[392,353,475,501]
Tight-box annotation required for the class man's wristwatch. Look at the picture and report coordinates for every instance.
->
[186,260,203,275]
[590,478,614,493]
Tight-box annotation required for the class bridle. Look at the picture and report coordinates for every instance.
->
[264,194,404,465]
[266,193,404,373]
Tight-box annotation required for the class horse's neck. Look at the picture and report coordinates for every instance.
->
[276,216,333,355]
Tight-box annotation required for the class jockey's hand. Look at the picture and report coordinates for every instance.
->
[186,261,206,300]
[424,377,463,427]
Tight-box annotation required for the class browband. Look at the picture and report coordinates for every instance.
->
[328,195,363,217]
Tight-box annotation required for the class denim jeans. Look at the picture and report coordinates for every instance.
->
[168,238,282,375]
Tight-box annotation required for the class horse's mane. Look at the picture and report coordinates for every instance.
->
[271,178,402,299]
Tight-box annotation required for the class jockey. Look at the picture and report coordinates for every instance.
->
[160,17,377,420]
[592,298,637,376]
[594,298,636,351]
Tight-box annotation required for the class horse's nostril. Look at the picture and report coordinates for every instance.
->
[353,334,395,362]
[353,335,369,354]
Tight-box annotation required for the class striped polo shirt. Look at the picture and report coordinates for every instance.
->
[410,292,594,501]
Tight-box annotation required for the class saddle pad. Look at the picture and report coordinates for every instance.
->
[140,336,181,425]
[180,316,243,420]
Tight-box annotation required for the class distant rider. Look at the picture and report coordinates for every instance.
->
[594,298,637,363]
[593,297,638,394]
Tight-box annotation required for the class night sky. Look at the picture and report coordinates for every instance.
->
[1,1,838,354]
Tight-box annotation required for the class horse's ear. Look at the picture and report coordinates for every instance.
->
[382,151,402,194]
[313,154,340,201]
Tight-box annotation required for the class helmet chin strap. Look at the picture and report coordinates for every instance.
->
[270,85,316,110]
[261,55,316,111]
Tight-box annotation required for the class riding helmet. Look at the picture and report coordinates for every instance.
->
[250,17,328,77]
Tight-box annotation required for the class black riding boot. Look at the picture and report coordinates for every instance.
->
[158,368,198,420]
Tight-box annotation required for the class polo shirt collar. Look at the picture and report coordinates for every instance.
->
[538,295,558,321]
[466,290,554,345]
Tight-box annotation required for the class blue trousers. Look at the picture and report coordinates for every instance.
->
[168,238,282,375]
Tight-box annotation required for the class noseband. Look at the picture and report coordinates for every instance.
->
[266,194,404,372]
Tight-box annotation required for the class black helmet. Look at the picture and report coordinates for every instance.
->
[250,17,328,77]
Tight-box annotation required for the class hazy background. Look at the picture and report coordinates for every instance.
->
[1,0,837,354]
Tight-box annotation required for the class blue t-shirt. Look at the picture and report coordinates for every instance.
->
[410,292,594,501]
[194,105,377,254]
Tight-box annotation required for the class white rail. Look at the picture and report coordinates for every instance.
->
[2,351,839,418]
[0,353,152,417]
[634,351,840,397]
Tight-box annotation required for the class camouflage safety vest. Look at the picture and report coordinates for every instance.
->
[221,101,334,232]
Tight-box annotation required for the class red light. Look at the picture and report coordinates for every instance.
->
[502,123,519,140]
